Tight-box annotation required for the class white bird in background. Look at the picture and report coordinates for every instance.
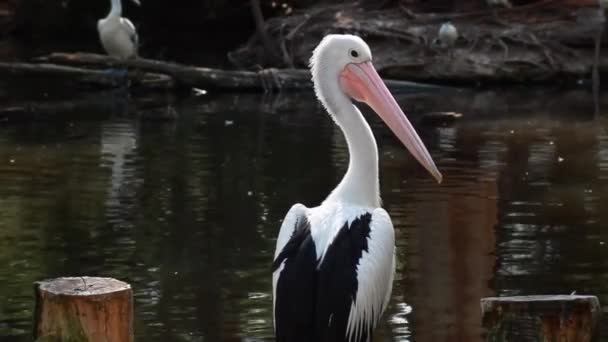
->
[272,35,442,342]
[438,22,458,48]
[98,0,140,60]
[101,121,137,205]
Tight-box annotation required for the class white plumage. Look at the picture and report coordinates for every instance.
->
[272,35,441,342]
[275,202,395,342]
[438,22,458,47]
[345,208,395,341]
[98,0,140,60]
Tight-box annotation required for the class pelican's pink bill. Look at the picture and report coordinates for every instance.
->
[339,61,443,183]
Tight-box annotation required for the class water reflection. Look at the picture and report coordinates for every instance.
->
[101,121,138,213]
[0,88,607,341]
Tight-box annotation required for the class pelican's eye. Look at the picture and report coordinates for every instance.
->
[349,49,359,58]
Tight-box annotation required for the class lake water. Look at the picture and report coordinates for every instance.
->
[0,83,607,341]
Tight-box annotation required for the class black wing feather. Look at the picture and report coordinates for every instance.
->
[273,213,373,342]
[273,217,317,342]
[316,213,372,342]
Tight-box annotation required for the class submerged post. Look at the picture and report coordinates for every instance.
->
[481,295,601,342]
[33,277,133,342]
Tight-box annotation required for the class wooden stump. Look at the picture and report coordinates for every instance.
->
[33,277,133,342]
[481,295,601,342]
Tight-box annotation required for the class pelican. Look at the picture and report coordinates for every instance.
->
[98,0,140,60]
[272,35,442,342]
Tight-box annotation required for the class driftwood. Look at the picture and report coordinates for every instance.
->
[230,3,608,83]
[481,295,601,342]
[0,62,173,89]
[34,277,133,342]
[34,53,311,91]
[17,52,448,92]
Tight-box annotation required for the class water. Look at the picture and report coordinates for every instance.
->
[0,85,608,341]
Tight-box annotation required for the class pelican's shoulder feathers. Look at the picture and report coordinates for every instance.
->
[307,202,371,260]
[273,203,309,261]
[121,17,136,36]
[120,17,139,47]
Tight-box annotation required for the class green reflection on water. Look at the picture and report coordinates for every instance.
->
[0,88,607,341]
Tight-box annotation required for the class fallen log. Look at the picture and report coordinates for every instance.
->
[0,62,173,89]
[0,62,119,87]
[31,52,450,92]
[34,53,310,91]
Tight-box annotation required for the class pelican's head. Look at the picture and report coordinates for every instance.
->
[438,22,458,46]
[310,34,442,183]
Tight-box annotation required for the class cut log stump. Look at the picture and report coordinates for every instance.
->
[481,295,601,342]
[33,277,133,342]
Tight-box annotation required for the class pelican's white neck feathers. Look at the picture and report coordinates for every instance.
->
[109,0,123,17]
[309,34,441,208]
[310,35,380,208]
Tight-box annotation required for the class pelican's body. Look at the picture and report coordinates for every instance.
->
[98,0,139,60]
[272,35,442,342]
[439,22,458,48]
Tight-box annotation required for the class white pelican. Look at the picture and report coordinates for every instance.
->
[438,22,458,48]
[98,0,140,60]
[272,35,442,342]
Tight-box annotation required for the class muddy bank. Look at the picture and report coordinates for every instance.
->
[230,1,608,84]
[2,0,608,85]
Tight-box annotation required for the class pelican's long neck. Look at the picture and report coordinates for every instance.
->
[317,77,380,208]
[109,0,122,17]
